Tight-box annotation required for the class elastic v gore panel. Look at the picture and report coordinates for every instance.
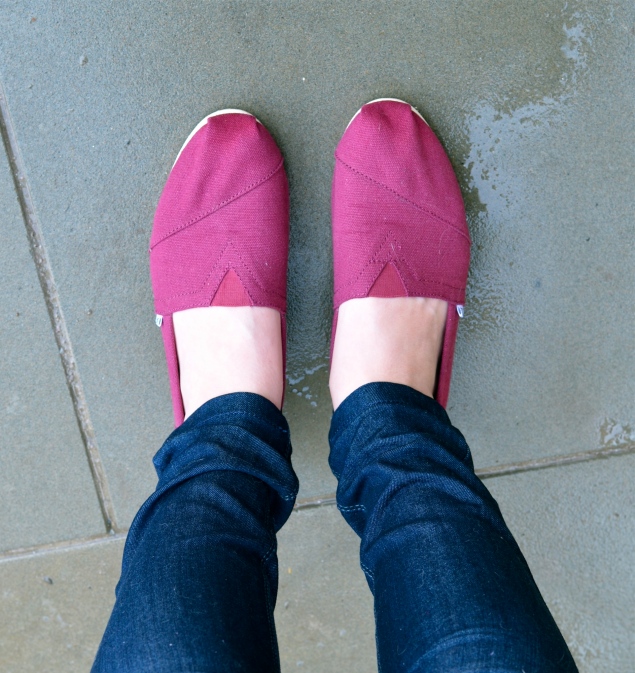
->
[368,262,407,298]
[211,269,252,306]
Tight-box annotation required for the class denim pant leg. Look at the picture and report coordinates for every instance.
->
[92,393,299,673]
[329,383,578,673]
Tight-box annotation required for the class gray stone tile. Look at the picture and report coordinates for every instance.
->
[486,454,635,672]
[448,1,635,467]
[0,536,123,673]
[0,148,104,551]
[0,0,632,525]
[0,514,372,673]
[276,506,376,673]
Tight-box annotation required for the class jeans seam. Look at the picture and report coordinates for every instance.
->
[374,600,383,673]
[261,564,280,671]
[337,432,471,500]
[338,504,366,512]
[360,560,374,580]
[261,542,277,564]
[260,503,280,673]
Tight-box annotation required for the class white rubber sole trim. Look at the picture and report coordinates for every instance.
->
[345,97,428,130]
[172,109,259,168]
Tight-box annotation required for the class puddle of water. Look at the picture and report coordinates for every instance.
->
[599,418,635,448]
[465,8,590,211]
[459,3,596,338]
[287,359,329,408]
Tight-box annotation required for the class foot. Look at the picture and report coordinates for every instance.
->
[329,297,447,410]
[174,306,283,418]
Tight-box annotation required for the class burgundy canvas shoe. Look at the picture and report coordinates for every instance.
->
[332,99,471,407]
[150,110,289,426]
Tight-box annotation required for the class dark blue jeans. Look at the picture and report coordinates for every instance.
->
[92,383,577,672]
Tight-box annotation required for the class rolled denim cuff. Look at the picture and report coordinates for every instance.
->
[127,392,299,557]
[329,382,464,480]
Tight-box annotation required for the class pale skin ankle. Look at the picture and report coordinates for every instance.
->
[329,297,448,410]
[173,306,283,419]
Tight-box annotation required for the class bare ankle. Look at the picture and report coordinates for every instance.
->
[174,306,283,418]
[329,297,447,409]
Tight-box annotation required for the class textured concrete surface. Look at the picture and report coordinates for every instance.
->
[0,537,123,673]
[283,366,335,499]
[449,2,635,467]
[0,0,633,671]
[276,507,376,672]
[0,144,104,551]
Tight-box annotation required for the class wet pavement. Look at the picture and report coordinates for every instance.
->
[0,1,633,671]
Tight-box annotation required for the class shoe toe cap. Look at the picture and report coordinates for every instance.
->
[150,113,288,315]
[151,112,285,249]
[335,99,468,233]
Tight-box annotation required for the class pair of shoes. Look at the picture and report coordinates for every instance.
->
[150,100,471,426]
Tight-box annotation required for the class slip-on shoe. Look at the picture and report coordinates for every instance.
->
[331,98,471,407]
[150,110,289,426]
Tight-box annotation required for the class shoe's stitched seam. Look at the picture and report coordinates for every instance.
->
[159,240,285,303]
[335,154,471,244]
[333,231,467,298]
[149,157,285,250]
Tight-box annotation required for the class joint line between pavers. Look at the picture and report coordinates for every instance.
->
[0,78,119,535]
[0,531,129,564]
[0,443,633,558]
[294,496,337,511]
[293,442,635,510]
[476,441,635,479]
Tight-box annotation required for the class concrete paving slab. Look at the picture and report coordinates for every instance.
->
[486,454,635,672]
[0,513,375,673]
[0,536,123,673]
[276,506,376,672]
[448,1,635,467]
[0,0,632,523]
[0,147,104,551]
